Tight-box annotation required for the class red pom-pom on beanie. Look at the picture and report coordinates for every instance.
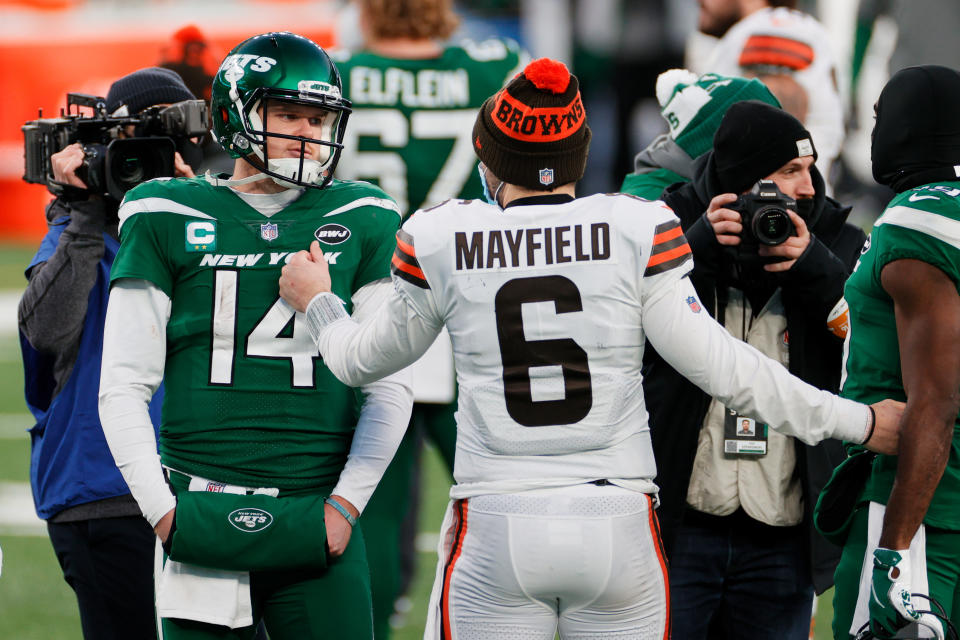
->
[524,58,570,94]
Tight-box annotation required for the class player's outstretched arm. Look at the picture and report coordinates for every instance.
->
[280,242,442,387]
[642,274,903,451]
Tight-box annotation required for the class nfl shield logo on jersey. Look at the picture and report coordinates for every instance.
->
[260,223,279,242]
[539,168,555,186]
[686,296,701,313]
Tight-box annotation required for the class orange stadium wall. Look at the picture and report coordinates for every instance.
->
[0,7,336,244]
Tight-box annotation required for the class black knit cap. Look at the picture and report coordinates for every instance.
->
[472,58,591,190]
[713,100,817,194]
[106,67,196,115]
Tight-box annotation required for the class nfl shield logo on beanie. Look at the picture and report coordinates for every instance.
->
[539,168,555,186]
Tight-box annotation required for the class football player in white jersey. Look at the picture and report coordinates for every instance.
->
[278,58,901,640]
[695,0,844,186]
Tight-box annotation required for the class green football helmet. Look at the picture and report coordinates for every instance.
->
[211,32,351,189]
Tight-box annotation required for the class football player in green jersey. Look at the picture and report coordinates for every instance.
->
[826,65,960,640]
[333,1,526,635]
[98,32,412,640]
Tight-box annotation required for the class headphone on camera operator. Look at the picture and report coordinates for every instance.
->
[23,67,208,220]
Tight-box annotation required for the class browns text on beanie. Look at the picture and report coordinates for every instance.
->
[872,65,960,192]
[472,58,591,190]
[713,100,816,194]
[106,67,196,116]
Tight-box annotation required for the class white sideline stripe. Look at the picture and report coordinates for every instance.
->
[118,197,215,232]
[323,197,402,219]
[0,291,22,337]
[415,532,439,553]
[876,206,960,250]
[0,414,32,439]
[0,482,44,535]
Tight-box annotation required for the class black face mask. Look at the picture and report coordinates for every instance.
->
[872,65,960,192]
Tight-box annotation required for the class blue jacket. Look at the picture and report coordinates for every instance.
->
[21,218,162,520]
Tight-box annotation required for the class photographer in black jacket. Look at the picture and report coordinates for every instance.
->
[18,67,196,640]
[650,100,866,640]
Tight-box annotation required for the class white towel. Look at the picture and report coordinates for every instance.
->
[850,502,942,638]
[153,473,280,629]
[155,541,253,629]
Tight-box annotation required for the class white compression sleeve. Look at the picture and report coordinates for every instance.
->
[98,279,175,527]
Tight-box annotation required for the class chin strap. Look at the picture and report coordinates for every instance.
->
[203,171,271,188]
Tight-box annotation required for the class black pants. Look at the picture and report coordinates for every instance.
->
[48,515,157,640]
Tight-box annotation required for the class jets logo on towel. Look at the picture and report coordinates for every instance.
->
[228,508,274,533]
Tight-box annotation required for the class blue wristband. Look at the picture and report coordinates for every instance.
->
[325,497,357,527]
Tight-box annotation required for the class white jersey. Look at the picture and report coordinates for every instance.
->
[704,7,844,179]
[399,194,688,497]
[307,194,871,499]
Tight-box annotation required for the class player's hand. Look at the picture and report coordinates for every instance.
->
[324,495,358,558]
[279,241,332,312]
[864,399,904,455]
[50,143,88,189]
[173,151,195,178]
[759,209,811,272]
[706,193,742,246]
[870,548,921,637]
[154,507,176,543]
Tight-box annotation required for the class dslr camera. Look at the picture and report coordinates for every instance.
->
[730,180,797,248]
[22,93,209,201]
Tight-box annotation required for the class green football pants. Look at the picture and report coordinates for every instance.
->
[160,524,373,640]
[832,505,960,639]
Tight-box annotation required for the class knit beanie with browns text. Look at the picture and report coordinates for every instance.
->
[472,58,591,190]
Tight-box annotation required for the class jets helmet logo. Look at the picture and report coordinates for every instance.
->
[228,508,274,533]
[315,223,351,245]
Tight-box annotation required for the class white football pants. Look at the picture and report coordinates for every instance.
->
[424,483,669,640]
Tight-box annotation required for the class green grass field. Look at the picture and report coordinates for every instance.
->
[0,242,837,639]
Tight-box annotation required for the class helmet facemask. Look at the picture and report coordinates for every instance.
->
[230,81,350,189]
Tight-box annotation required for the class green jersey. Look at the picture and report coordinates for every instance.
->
[111,176,401,491]
[841,182,960,529]
[333,38,525,215]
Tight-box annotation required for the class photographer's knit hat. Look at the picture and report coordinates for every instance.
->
[472,58,591,190]
[656,69,781,160]
[106,67,196,116]
[713,100,816,194]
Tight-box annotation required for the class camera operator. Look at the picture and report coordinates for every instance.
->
[647,100,867,640]
[18,67,196,640]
